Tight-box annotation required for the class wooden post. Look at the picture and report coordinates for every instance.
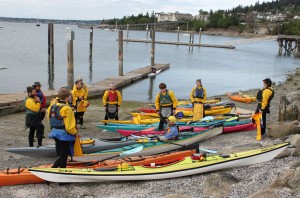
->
[146,25,149,42]
[284,40,287,55]
[48,23,54,63]
[66,28,75,89]
[118,31,123,76]
[278,39,283,55]
[151,29,155,66]
[48,24,51,63]
[50,23,54,63]
[279,95,287,122]
[177,27,180,43]
[199,28,202,44]
[188,34,192,50]
[191,33,194,51]
[89,27,93,58]
[297,40,300,56]
[126,24,129,40]
[89,56,93,83]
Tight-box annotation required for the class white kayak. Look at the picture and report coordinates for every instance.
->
[148,69,161,77]
[29,142,289,183]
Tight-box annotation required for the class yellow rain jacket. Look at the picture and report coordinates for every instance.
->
[25,97,41,113]
[72,88,86,107]
[261,87,274,111]
[155,90,178,110]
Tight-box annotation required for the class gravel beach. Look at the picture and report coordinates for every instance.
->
[1,71,300,198]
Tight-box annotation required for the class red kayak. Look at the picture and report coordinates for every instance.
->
[222,123,256,133]
[117,126,207,137]
[117,123,256,137]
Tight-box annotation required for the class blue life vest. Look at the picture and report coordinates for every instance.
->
[194,87,204,99]
[49,104,65,129]
[48,103,75,142]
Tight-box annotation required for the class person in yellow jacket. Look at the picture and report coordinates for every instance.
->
[255,78,275,137]
[72,80,87,129]
[47,87,78,168]
[24,86,44,147]
[73,76,88,99]
[155,83,178,130]
[190,79,207,103]
[190,79,207,120]
[102,83,122,121]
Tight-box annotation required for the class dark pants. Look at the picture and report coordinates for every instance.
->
[52,139,72,168]
[28,123,44,147]
[40,111,46,121]
[75,112,85,125]
[158,106,173,130]
[261,110,267,135]
[104,105,119,120]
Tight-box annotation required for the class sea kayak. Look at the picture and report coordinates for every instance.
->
[29,142,289,183]
[70,127,223,162]
[5,138,137,157]
[0,150,194,186]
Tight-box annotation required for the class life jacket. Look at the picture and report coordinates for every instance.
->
[24,97,40,128]
[49,103,65,129]
[24,97,39,115]
[165,125,180,140]
[107,90,118,102]
[194,87,204,99]
[257,87,274,103]
[160,90,172,105]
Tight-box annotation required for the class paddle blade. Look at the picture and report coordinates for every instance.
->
[74,135,83,156]
[120,146,144,156]
[199,148,218,154]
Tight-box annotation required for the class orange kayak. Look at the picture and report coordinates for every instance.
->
[0,150,195,186]
[227,93,256,103]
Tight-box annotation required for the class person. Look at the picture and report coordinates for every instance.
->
[155,83,178,130]
[73,76,88,100]
[48,87,78,168]
[72,80,87,129]
[150,67,157,74]
[157,116,179,142]
[190,79,207,120]
[255,78,275,137]
[190,79,207,103]
[32,82,46,120]
[102,83,122,121]
[24,86,44,147]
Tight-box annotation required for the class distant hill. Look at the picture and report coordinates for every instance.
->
[0,17,101,25]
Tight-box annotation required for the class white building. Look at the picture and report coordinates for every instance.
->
[156,12,193,22]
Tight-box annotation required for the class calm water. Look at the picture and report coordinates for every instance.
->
[0,22,299,102]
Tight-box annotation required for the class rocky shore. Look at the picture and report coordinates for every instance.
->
[1,69,300,197]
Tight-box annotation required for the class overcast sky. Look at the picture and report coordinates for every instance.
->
[1,0,273,20]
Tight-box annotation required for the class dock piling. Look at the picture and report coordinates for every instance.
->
[48,23,54,63]
[89,27,93,58]
[151,29,155,66]
[199,28,202,44]
[177,27,180,43]
[126,24,129,40]
[66,27,75,89]
[118,31,124,76]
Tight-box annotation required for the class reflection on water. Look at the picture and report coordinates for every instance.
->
[89,57,93,84]
[48,62,54,90]
[148,77,155,101]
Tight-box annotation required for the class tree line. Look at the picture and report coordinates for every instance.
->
[102,0,300,35]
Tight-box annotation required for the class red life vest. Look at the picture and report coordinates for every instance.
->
[108,90,118,102]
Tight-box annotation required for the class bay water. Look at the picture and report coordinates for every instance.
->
[0,22,299,102]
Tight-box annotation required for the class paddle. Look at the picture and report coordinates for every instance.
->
[84,146,144,166]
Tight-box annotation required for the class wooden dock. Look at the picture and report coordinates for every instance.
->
[123,39,235,49]
[277,35,300,56]
[0,64,170,115]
